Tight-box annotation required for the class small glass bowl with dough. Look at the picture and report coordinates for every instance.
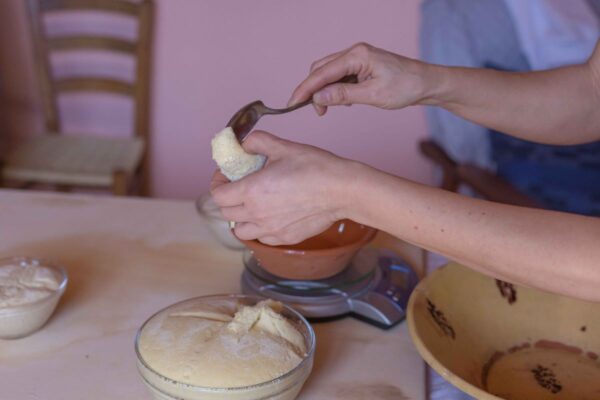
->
[135,294,315,400]
[196,193,245,251]
[0,257,68,339]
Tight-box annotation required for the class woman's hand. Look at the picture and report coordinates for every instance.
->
[210,131,363,246]
[287,42,433,115]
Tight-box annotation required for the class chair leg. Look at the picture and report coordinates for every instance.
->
[441,172,459,192]
[112,170,128,196]
[420,140,460,192]
[137,167,150,197]
[138,153,151,197]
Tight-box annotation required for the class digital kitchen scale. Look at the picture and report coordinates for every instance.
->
[241,248,419,329]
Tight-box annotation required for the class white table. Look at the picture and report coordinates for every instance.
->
[0,189,426,399]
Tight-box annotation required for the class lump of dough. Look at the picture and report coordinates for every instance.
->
[227,300,306,356]
[211,127,266,181]
[0,263,61,307]
[138,299,307,388]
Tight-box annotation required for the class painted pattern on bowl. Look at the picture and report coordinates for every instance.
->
[408,263,600,400]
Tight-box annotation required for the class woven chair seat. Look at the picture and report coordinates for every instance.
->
[3,134,144,187]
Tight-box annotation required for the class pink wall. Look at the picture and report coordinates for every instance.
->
[0,0,433,199]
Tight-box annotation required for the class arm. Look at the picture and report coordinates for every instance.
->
[211,133,600,302]
[288,42,600,145]
[425,57,600,145]
[350,162,600,302]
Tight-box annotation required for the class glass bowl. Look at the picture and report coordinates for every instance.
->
[0,257,68,339]
[196,193,245,251]
[135,294,315,400]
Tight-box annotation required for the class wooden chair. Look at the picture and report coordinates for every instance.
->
[1,0,154,196]
[419,140,540,208]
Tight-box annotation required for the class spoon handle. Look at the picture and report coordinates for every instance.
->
[267,74,359,114]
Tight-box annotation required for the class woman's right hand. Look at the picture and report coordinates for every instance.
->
[287,42,434,115]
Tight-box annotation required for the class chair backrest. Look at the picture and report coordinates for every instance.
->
[27,0,154,140]
[420,140,540,208]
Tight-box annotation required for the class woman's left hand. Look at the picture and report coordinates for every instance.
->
[210,131,361,245]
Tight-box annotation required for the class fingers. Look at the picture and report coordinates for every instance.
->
[309,50,345,74]
[258,216,335,246]
[312,103,328,116]
[210,177,244,207]
[238,219,329,245]
[313,79,377,106]
[209,170,230,191]
[219,204,247,222]
[288,55,360,108]
[209,169,243,207]
[287,50,346,110]
[233,221,263,241]
[242,130,288,159]
[277,216,334,245]
[309,53,346,116]
[256,236,281,246]
[288,43,372,108]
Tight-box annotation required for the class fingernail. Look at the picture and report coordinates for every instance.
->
[313,90,329,105]
[287,97,298,107]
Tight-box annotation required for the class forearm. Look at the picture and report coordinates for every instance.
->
[343,163,600,301]
[420,59,600,145]
[290,42,600,143]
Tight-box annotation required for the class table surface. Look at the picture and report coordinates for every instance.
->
[0,189,426,399]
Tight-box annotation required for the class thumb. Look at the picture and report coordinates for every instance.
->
[312,81,374,106]
[242,130,288,159]
[209,169,230,191]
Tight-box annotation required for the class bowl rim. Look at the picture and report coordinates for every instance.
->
[0,256,68,311]
[407,264,504,400]
[134,293,316,393]
[241,220,378,254]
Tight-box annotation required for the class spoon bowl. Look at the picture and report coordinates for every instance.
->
[227,75,358,142]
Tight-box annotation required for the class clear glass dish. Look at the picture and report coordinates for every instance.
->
[135,294,315,400]
[196,193,245,251]
[0,257,68,339]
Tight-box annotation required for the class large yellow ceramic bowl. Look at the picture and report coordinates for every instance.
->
[408,263,600,400]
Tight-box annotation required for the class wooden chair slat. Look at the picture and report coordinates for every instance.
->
[49,36,137,54]
[54,77,134,96]
[39,0,141,16]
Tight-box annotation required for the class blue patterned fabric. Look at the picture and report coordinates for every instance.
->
[490,131,600,216]
[421,0,600,216]
[421,0,529,171]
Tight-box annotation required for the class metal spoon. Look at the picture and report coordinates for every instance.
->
[227,75,358,143]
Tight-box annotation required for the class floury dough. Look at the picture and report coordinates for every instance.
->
[138,299,307,388]
[211,127,266,181]
[0,263,61,307]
